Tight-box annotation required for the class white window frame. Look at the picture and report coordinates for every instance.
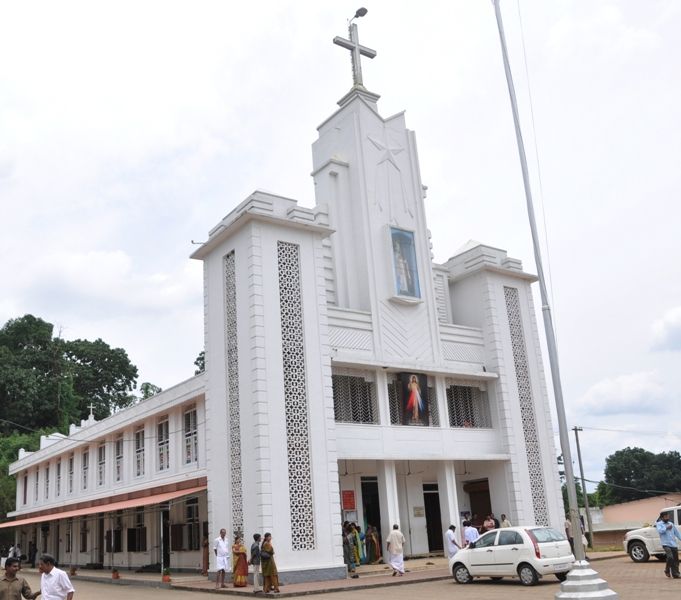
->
[68,454,74,494]
[135,427,145,477]
[157,418,169,472]
[97,443,106,487]
[44,465,50,499]
[56,459,61,497]
[82,450,89,490]
[34,469,39,502]
[115,435,123,482]
[184,407,198,465]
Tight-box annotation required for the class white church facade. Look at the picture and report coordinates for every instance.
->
[3,23,564,582]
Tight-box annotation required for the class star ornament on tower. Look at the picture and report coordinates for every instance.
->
[333,7,376,88]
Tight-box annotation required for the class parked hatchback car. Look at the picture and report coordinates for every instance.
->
[624,505,681,562]
[449,526,575,586]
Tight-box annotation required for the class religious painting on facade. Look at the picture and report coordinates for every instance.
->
[400,372,428,426]
[390,227,420,298]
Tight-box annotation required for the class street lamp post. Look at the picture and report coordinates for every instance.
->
[491,1,616,597]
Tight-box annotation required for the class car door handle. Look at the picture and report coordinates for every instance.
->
[486,549,493,552]
[512,547,518,551]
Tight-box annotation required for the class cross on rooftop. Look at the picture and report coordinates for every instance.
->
[88,402,95,417]
[333,16,376,88]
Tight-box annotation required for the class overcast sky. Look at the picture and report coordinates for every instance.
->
[1,1,680,492]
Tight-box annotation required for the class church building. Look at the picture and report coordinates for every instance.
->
[3,20,564,582]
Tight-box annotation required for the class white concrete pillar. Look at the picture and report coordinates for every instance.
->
[377,460,400,548]
[437,461,460,547]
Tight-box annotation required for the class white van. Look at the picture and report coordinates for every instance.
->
[623,505,681,562]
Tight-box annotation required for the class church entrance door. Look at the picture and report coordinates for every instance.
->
[423,483,443,552]
[464,479,491,529]
[361,477,381,539]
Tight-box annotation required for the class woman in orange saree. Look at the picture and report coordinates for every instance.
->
[232,535,249,588]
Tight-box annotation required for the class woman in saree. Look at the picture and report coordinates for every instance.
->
[260,532,280,593]
[231,534,249,588]
[366,525,382,564]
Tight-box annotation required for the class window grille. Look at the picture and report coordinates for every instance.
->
[97,443,106,486]
[157,419,169,471]
[115,436,123,482]
[135,427,145,477]
[387,378,439,426]
[68,455,74,494]
[446,385,491,428]
[56,460,61,497]
[184,407,198,464]
[82,450,89,490]
[34,469,39,501]
[332,374,378,424]
[44,465,50,499]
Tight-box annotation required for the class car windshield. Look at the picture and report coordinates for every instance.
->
[530,527,566,543]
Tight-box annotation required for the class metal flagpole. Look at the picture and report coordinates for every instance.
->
[491,1,616,597]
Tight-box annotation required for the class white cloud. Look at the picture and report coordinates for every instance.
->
[652,306,681,351]
[574,371,666,416]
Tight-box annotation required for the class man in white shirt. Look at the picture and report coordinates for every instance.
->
[463,521,480,547]
[385,524,406,576]
[38,554,74,600]
[444,525,461,558]
[213,528,230,589]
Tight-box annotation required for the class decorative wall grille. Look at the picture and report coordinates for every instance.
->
[225,251,243,536]
[277,241,315,550]
[504,286,549,526]
[446,385,491,428]
[387,378,439,426]
[332,374,378,424]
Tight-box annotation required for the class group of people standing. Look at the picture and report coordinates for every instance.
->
[213,528,279,593]
[342,522,382,575]
[445,512,512,559]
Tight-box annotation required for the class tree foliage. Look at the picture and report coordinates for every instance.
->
[0,315,139,434]
[598,447,681,505]
[194,350,205,375]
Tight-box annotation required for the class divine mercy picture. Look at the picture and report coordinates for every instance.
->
[391,227,420,298]
[400,372,428,426]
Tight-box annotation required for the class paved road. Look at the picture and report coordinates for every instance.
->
[18,556,681,599]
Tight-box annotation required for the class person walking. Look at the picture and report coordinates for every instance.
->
[260,533,280,593]
[444,525,461,559]
[1,557,40,600]
[385,524,406,576]
[656,511,681,579]
[213,528,230,589]
[249,534,262,592]
[38,554,74,600]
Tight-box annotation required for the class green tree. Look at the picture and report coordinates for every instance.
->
[139,382,162,399]
[0,315,139,433]
[598,447,681,505]
[0,431,43,523]
[194,350,205,375]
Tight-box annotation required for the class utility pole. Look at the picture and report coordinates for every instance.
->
[492,1,616,597]
[573,426,594,548]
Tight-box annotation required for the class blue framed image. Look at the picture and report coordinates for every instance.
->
[390,227,420,298]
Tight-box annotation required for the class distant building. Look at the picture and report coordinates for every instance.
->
[1,25,565,581]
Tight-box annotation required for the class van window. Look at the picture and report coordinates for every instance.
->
[677,509,681,525]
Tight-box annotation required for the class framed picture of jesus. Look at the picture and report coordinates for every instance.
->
[400,372,429,426]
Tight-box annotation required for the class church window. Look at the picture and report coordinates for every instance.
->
[390,227,420,298]
[82,450,89,490]
[44,465,50,499]
[135,427,145,477]
[332,372,378,424]
[185,497,200,551]
[56,460,61,497]
[157,418,169,471]
[34,469,39,502]
[97,443,106,487]
[67,454,74,494]
[115,435,123,482]
[22,473,27,505]
[184,407,198,465]
[446,385,491,428]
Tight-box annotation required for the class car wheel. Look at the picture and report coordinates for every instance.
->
[555,572,568,582]
[517,563,539,586]
[628,541,650,563]
[452,564,472,584]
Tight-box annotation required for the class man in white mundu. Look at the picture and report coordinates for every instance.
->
[445,524,461,558]
[386,524,406,576]
[213,528,231,589]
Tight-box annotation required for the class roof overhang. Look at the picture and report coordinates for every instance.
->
[0,484,207,530]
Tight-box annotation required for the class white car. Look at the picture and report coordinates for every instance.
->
[449,526,575,586]
[623,505,681,562]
